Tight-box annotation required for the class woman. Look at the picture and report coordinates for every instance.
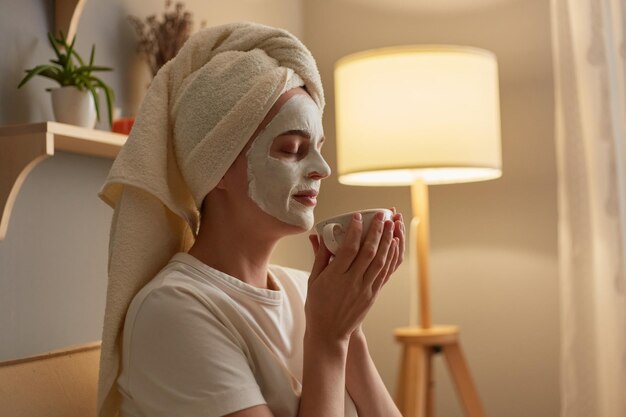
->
[96,22,405,417]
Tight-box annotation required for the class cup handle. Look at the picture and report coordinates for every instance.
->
[322,223,341,254]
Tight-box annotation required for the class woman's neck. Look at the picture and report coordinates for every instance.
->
[188,215,279,290]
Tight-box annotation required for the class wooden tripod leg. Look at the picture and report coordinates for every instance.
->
[425,347,435,417]
[396,346,408,411]
[396,344,428,417]
[442,342,485,417]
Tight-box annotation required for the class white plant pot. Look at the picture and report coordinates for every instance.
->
[50,86,97,128]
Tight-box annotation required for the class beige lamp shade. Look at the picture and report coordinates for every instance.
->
[334,45,502,186]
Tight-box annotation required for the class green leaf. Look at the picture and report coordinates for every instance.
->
[64,34,77,68]
[89,44,95,67]
[85,81,102,123]
[92,78,115,127]
[40,67,63,82]
[56,33,72,67]
[47,32,62,60]
[76,66,113,73]
[17,64,57,88]
[71,47,86,67]
[67,73,79,87]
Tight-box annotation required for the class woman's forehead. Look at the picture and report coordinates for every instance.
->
[247,87,313,144]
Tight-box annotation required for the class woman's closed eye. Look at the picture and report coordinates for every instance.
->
[281,145,302,155]
[272,133,323,159]
[273,137,306,158]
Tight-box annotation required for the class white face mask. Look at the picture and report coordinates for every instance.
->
[246,94,331,230]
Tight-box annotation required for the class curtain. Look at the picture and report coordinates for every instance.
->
[551,0,626,416]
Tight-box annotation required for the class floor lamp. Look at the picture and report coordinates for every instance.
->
[334,46,502,417]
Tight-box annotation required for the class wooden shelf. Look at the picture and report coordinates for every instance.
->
[0,121,127,240]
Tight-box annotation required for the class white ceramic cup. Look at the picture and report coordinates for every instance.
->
[314,208,393,255]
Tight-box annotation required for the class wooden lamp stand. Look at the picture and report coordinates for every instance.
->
[394,180,485,417]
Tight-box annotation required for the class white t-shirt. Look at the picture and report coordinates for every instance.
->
[117,252,359,417]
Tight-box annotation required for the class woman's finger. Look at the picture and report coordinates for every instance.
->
[394,215,405,269]
[332,213,364,272]
[386,238,400,284]
[375,238,398,292]
[309,234,320,253]
[309,234,332,282]
[362,219,394,286]
[379,239,396,285]
[350,212,386,275]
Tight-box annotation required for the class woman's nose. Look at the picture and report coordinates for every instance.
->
[308,170,328,180]
[306,150,331,180]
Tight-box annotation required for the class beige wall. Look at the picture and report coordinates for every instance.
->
[277,1,559,416]
[2,1,560,416]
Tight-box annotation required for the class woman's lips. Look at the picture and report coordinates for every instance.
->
[292,195,317,207]
[293,189,319,207]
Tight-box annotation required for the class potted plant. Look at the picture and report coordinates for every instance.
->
[17,31,115,129]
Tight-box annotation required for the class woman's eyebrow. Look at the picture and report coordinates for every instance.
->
[280,130,325,143]
[281,129,310,138]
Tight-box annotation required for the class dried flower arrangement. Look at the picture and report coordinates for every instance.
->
[128,0,206,77]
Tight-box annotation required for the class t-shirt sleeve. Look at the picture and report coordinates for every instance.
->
[120,284,266,417]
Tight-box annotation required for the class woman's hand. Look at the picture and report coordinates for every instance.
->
[305,211,401,347]
[389,207,406,277]
[310,207,405,288]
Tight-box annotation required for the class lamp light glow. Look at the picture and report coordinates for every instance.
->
[334,45,502,186]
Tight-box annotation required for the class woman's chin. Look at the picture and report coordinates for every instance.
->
[282,221,312,235]
[277,217,313,235]
[258,205,314,235]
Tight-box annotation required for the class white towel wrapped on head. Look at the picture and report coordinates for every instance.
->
[96,21,324,417]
